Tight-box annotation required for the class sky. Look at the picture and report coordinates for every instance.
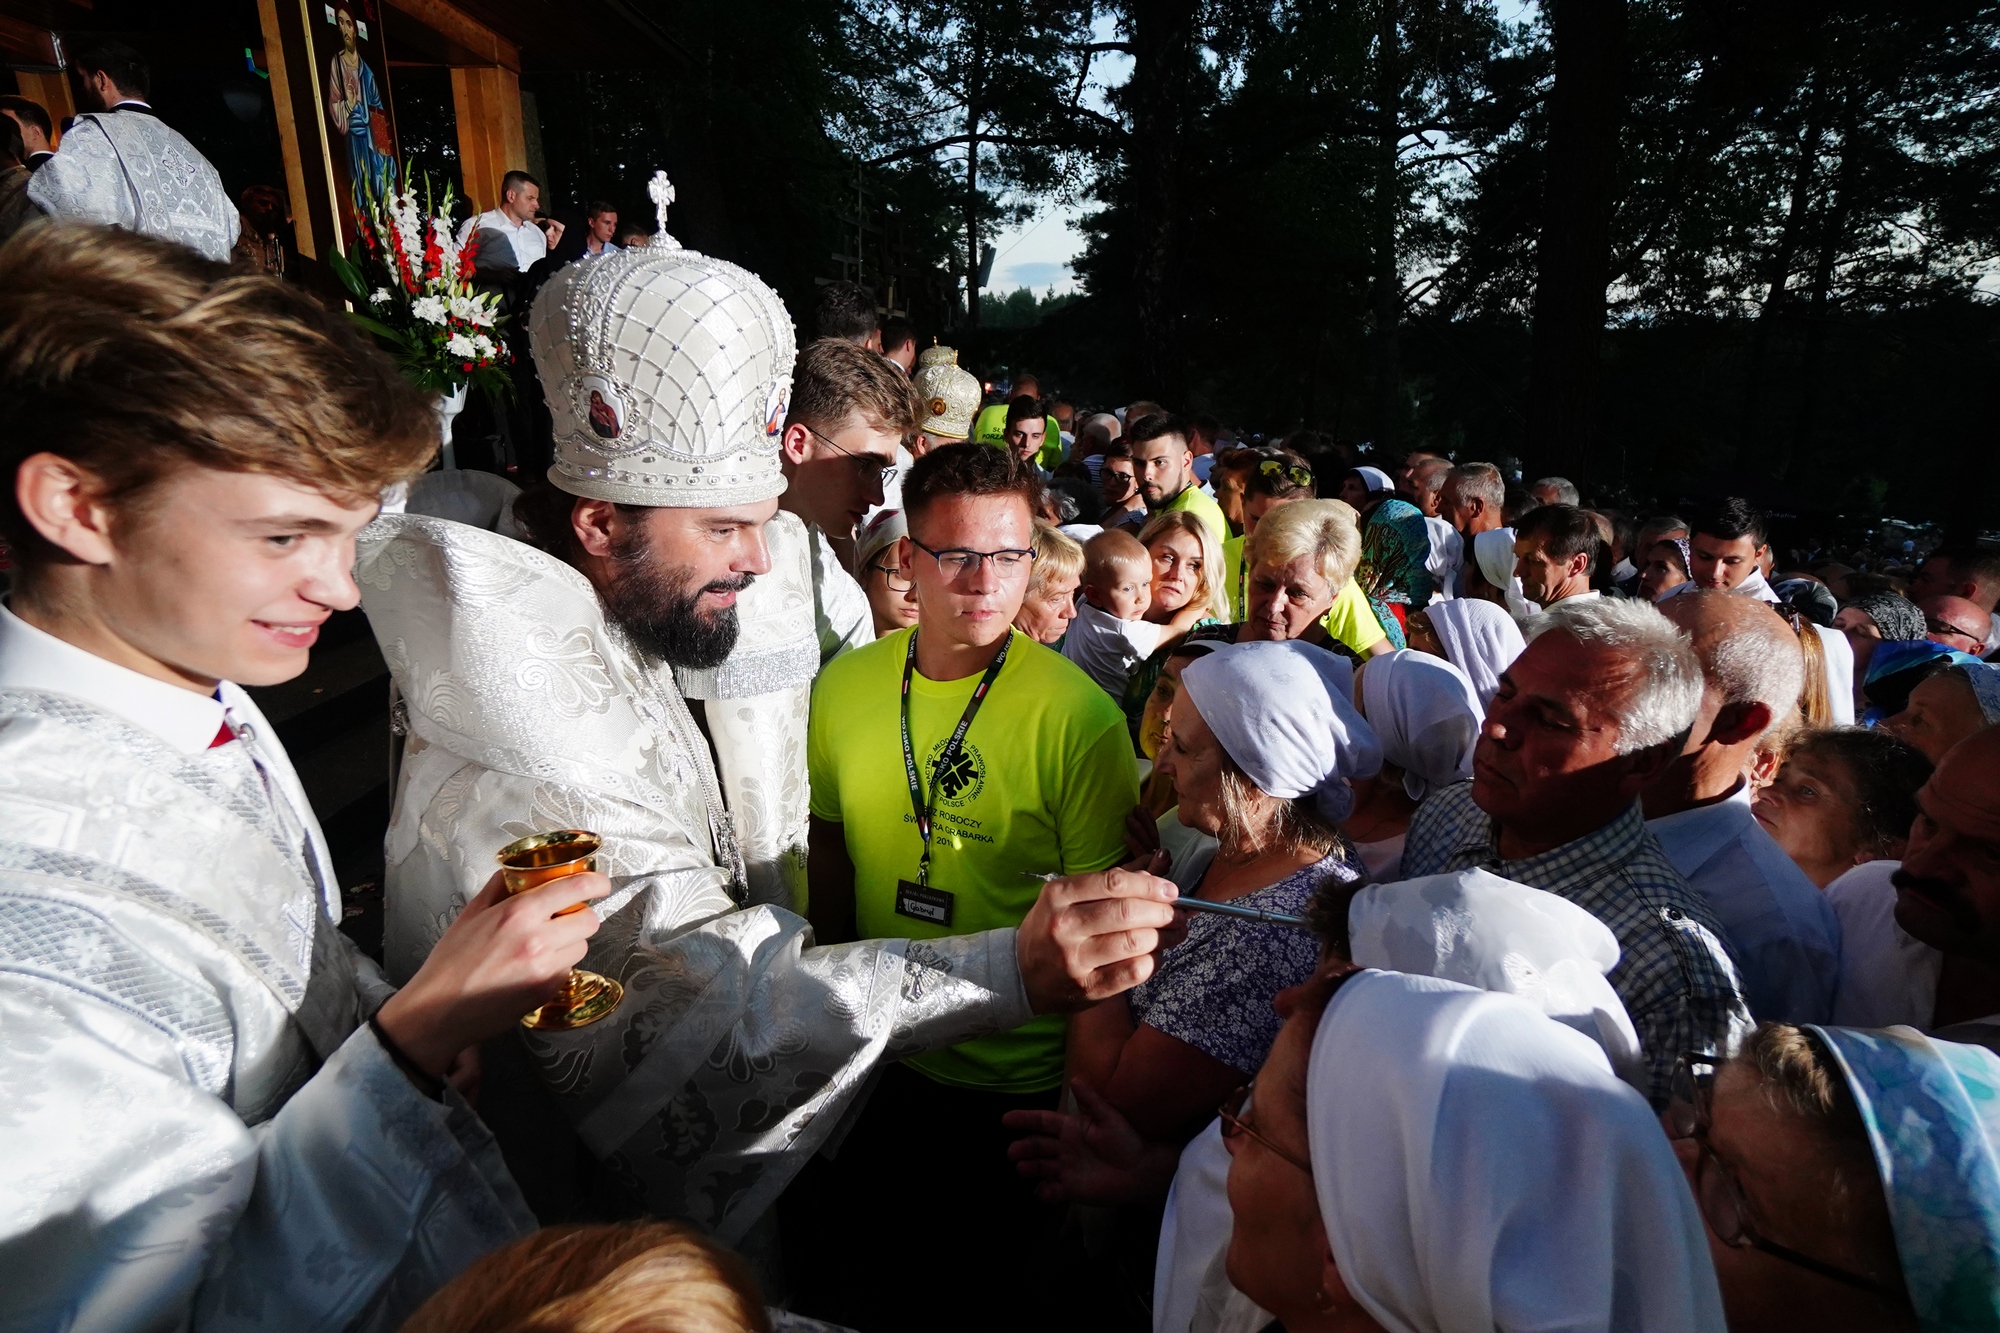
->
[983,1,1541,299]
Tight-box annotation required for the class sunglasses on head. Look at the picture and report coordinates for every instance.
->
[1257,459,1313,488]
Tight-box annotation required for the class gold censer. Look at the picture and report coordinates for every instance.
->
[496,830,623,1030]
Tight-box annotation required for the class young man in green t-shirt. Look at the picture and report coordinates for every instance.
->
[787,441,1140,1330]
[1129,411,1228,542]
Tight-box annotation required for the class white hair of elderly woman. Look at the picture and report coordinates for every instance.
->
[1523,596,1704,753]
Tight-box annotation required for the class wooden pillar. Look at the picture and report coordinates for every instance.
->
[254,0,326,258]
[451,66,525,214]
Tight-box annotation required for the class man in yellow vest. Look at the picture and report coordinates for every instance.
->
[973,370,1063,470]
[1129,412,1226,541]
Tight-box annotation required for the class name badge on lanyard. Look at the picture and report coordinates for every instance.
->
[896,629,1009,925]
[895,879,955,925]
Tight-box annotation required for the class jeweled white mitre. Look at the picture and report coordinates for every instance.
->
[528,175,797,506]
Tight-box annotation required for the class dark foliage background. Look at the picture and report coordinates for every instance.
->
[519,0,2000,536]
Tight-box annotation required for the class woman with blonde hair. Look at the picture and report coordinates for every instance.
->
[1121,509,1233,746]
[1139,508,1232,625]
[1238,499,1390,662]
[401,1222,771,1333]
[1013,518,1086,645]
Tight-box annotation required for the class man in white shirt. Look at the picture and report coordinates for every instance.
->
[27,40,239,261]
[1439,461,1527,608]
[1512,502,1601,609]
[0,224,604,1329]
[1644,590,1840,1022]
[779,338,917,662]
[457,169,561,273]
[1682,496,1781,603]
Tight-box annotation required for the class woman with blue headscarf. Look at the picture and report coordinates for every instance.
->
[1669,1020,2000,1332]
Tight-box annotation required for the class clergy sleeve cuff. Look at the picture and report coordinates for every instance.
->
[883,926,1034,1061]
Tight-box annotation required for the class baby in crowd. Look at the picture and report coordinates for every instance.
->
[1064,529,1164,695]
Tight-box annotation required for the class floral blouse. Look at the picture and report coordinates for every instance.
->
[1125,848,1363,1076]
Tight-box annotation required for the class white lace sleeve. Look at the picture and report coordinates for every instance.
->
[0,977,531,1332]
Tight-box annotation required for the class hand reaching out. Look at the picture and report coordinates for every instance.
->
[1002,1079,1184,1205]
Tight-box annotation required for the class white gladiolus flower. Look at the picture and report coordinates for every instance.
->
[412,296,448,325]
[369,288,392,305]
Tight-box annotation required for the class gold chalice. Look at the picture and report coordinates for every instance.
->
[496,830,623,1030]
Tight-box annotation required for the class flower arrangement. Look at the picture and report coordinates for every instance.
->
[329,173,511,400]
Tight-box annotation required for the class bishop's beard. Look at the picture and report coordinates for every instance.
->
[600,525,751,670]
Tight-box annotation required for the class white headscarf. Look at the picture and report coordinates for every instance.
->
[1354,465,1396,494]
[1472,525,1515,589]
[1359,650,1483,801]
[1155,868,1655,1333]
[1346,868,1642,1086]
[1309,971,1725,1333]
[1471,527,1538,621]
[1420,598,1524,709]
[1179,640,1381,822]
[1811,620,1856,726]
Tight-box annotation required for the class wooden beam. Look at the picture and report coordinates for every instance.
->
[255,0,320,258]
[450,64,524,214]
[387,0,519,72]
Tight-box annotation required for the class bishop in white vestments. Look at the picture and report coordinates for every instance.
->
[362,202,1176,1244]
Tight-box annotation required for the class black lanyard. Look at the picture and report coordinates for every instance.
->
[901,628,1010,887]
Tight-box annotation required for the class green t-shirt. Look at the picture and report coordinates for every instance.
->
[807,627,1138,1092]
[1321,579,1388,654]
[1160,482,1228,543]
[1223,534,1247,620]
[973,405,1065,469]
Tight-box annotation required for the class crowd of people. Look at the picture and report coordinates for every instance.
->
[3,141,2000,1333]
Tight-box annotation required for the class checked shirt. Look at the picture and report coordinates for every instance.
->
[1402,782,1755,1107]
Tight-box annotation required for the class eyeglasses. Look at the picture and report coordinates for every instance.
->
[804,424,898,487]
[1926,615,1984,642]
[1257,459,1314,489]
[1218,1085,1312,1174]
[909,537,1035,580]
[867,558,912,592]
[1666,1053,1911,1303]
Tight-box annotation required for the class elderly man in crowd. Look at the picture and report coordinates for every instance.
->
[1400,597,1753,1103]
[1528,475,1580,507]
[1643,592,1841,1022]
[1407,456,1462,600]
[1921,594,1994,658]
[1912,546,2000,657]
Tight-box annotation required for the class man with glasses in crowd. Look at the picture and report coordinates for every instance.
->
[778,337,923,662]
[789,441,1141,1332]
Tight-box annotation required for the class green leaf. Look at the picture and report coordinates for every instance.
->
[345,311,409,346]
[328,249,369,302]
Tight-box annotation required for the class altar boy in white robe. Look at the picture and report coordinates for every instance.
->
[0,226,616,1330]
[359,196,1183,1246]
